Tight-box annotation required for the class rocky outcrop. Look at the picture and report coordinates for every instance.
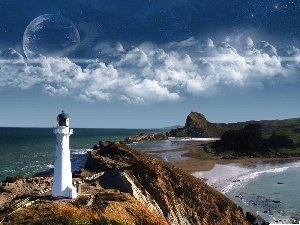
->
[84,141,248,225]
[169,112,234,138]
[169,111,300,138]
[124,132,167,143]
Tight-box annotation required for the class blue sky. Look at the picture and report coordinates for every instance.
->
[0,0,300,128]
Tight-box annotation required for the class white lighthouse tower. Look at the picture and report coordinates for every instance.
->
[52,111,77,199]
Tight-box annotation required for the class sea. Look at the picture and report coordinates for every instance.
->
[0,127,169,180]
[0,127,299,224]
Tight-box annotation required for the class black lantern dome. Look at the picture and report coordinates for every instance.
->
[57,110,69,126]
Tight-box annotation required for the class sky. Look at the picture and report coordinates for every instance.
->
[0,0,300,128]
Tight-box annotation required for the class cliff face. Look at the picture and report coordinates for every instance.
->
[84,141,248,225]
[169,112,234,138]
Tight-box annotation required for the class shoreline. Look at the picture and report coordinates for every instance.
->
[172,140,300,174]
[170,140,300,223]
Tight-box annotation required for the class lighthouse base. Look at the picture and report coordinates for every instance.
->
[52,185,77,199]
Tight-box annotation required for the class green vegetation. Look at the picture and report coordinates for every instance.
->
[210,123,300,157]
[170,111,300,142]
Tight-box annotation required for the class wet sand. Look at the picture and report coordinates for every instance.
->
[173,141,300,173]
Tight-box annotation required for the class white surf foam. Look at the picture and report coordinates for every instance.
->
[168,137,220,141]
[71,149,90,155]
[192,164,252,185]
[192,162,300,194]
[221,166,289,193]
[45,163,54,168]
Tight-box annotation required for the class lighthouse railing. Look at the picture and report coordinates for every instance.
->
[53,127,73,135]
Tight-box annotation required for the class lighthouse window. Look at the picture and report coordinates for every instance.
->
[59,118,67,126]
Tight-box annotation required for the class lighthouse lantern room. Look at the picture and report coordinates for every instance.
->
[52,111,77,199]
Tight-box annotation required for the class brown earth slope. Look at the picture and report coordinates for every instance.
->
[84,141,248,225]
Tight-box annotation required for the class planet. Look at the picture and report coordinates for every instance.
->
[23,14,80,61]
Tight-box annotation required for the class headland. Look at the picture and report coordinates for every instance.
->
[0,141,250,225]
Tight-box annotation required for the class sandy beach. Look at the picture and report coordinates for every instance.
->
[172,140,300,174]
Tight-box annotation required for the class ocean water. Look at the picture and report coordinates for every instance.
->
[128,139,188,163]
[128,137,219,163]
[193,162,300,224]
[0,127,168,181]
[1,128,299,223]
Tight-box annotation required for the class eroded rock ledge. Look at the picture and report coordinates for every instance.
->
[123,132,168,143]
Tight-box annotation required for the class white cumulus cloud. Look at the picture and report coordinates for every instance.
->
[0,36,300,104]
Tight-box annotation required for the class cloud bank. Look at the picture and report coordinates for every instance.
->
[0,36,299,104]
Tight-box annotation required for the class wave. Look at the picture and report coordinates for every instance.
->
[168,137,219,141]
[256,209,300,224]
[71,148,90,155]
[221,166,290,194]
[2,169,17,173]
[34,149,90,173]
[45,163,54,169]
[70,149,89,172]
[208,161,300,224]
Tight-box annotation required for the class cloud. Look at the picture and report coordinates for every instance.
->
[0,36,300,103]
[94,42,124,57]
[43,84,69,95]
[124,79,180,103]
[240,36,254,47]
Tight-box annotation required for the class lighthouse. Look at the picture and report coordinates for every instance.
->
[52,111,77,199]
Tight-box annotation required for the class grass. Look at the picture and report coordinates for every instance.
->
[260,117,300,145]
[262,127,300,144]
[278,147,300,155]
[205,144,235,156]
[3,189,168,225]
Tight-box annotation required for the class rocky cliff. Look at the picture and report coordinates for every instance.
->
[84,141,248,225]
[169,111,300,138]
[169,112,234,138]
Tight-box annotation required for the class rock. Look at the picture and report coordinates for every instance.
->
[245,211,270,225]
[5,176,22,183]
[98,170,133,194]
[84,142,132,172]
[84,141,248,225]
[124,132,167,143]
[272,200,281,203]
[72,169,91,178]
[169,111,234,137]
[93,145,99,150]
[245,212,256,223]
